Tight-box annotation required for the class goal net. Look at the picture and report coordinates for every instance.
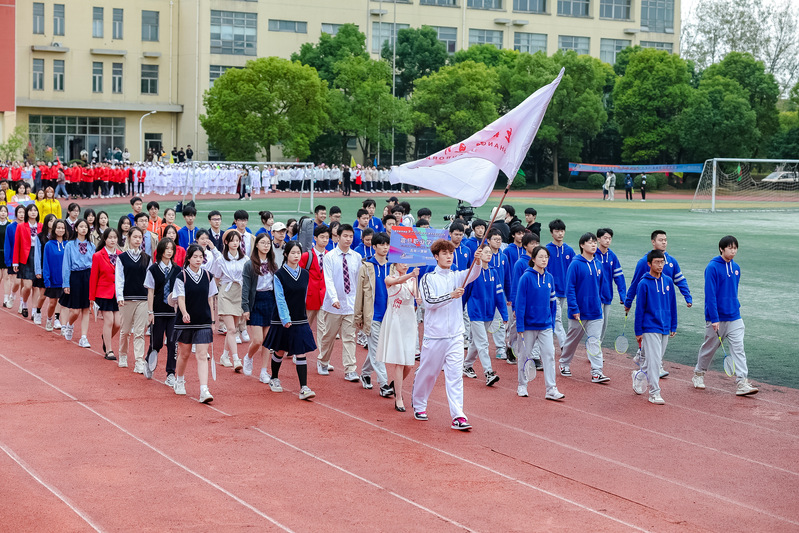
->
[691,158,799,212]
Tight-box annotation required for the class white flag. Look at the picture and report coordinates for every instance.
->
[390,68,564,207]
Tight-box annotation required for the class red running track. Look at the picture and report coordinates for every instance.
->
[1,306,798,532]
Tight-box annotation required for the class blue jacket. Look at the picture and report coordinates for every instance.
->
[352,216,384,234]
[452,242,473,272]
[625,251,691,309]
[464,267,508,322]
[488,249,511,300]
[353,243,374,259]
[634,273,678,335]
[62,239,94,288]
[704,255,741,323]
[503,243,525,268]
[625,175,633,188]
[3,221,17,268]
[509,253,531,310]
[566,254,603,320]
[177,226,199,249]
[41,239,66,288]
[546,242,575,298]
[515,267,557,331]
[596,248,626,305]
[464,235,480,255]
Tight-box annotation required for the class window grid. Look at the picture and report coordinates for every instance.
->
[112,63,123,93]
[431,26,457,53]
[514,0,546,12]
[142,10,159,41]
[557,0,589,17]
[141,64,158,94]
[599,38,630,63]
[28,115,126,164]
[92,7,103,38]
[33,59,44,91]
[33,3,45,34]
[421,0,458,5]
[641,0,674,32]
[92,62,103,93]
[267,19,307,33]
[599,0,630,19]
[209,65,242,86]
[468,0,502,8]
[372,21,410,53]
[469,28,503,48]
[53,60,65,91]
[210,10,258,56]
[113,8,123,39]
[514,32,547,53]
[321,23,343,35]
[640,40,673,52]
[558,35,589,54]
[53,4,65,36]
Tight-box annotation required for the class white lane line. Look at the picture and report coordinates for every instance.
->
[251,427,476,532]
[0,440,104,532]
[0,352,294,533]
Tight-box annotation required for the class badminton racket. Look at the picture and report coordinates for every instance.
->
[519,336,537,382]
[719,334,735,377]
[631,339,648,394]
[488,315,503,334]
[578,319,602,357]
[210,342,217,381]
[615,313,630,354]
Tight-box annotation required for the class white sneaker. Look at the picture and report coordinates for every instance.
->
[269,378,283,392]
[545,389,565,401]
[233,357,243,373]
[53,318,62,329]
[736,379,759,396]
[78,336,91,348]
[133,360,145,374]
[299,386,315,400]
[45,318,53,332]
[219,351,233,367]
[118,355,128,368]
[174,380,186,395]
[344,372,359,382]
[243,355,253,376]
[259,368,271,383]
[199,389,214,403]
[165,374,176,387]
[692,371,706,389]
[33,311,42,325]
[317,360,329,376]
[235,333,242,344]
[649,393,665,405]
[517,385,528,397]
[63,325,74,341]
[240,330,250,342]
[217,323,227,334]
[659,366,669,378]
[191,344,196,353]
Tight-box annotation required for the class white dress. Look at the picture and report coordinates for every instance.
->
[376,279,418,366]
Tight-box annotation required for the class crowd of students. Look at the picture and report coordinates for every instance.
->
[0,194,758,431]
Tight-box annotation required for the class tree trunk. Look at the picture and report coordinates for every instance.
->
[552,145,559,187]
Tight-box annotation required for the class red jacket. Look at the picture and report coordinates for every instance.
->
[302,248,326,310]
[13,222,43,266]
[89,248,119,301]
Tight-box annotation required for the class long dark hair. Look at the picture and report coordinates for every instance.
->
[69,219,89,241]
[49,219,69,241]
[83,208,96,229]
[94,210,109,239]
[117,215,131,247]
[222,230,242,262]
[96,227,120,252]
[162,224,180,243]
[250,233,277,275]
[155,237,175,265]
[39,214,57,245]
[184,243,204,268]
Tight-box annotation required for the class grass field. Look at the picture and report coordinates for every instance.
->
[96,191,799,389]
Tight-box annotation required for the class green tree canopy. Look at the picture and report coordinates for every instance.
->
[381,26,448,98]
[290,24,368,85]
[200,57,328,161]
[451,44,518,69]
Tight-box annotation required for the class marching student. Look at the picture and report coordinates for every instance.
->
[31,213,57,325]
[0,205,10,308]
[207,210,224,250]
[144,237,179,384]
[117,215,131,250]
[127,196,144,224]
[146,201,162,236]
[486,228,511,361]
[36,186,62,219]
[463,244,507,387]
[170,244,217,403]
[158,208,177,239]
[503,224,527,266]
[3,205,25,309]
[317,224,361,382]
[90,211,110,248]
[116,227,151,374]
[353,228,374,259]
[596,228,626,342]
[693,236,758,396]
[133,213,158,257]
[559,232,609,383]
[524,208,541,236]
[64,202,81,234]
[160,224,186,267]
[177,205,198,249]
[241,233,278,384]
[449,222,473,347]
[60,219,92,344]
[508,232,542,370]
[263,241,317,400]
[515,246,563,400]
[39,219,68,332]
[83,209,97,234]
[12,204,42,318]
[633,250,678,405]
[502,224,527,361]
[89,228,122,356]
[354,232,394,397]
[232,209,256,257]
[546,219,575,348]
[211,229,248,372]
[464,219,487,255]
[412,239,482,431]
[352,209,370,250]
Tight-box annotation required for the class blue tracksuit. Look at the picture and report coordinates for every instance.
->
[503,243,525,268]
[464,267,508,322]
[546,242,575,298]
[509,253,531,310]
[566,254,603,320]
[625,251,691,309]
[634,273,678,335]
[488,249,511,301]
[352,216,384,234]
[4,221,17,268]
[464,235,481,255]
[354,243,374,259]
[177,226,199,249]
[515,267,557,331]
[703,256,741,323]
[596,248,627,305]
[41,239,66,288]
[451,242,473,272]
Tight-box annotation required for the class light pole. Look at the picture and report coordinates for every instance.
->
[139,111,157,161]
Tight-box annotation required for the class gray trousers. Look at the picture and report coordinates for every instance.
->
[559,318,603,372]
[505,303,518,352]
[464,320,493,373]
[554,297,567,347]
[491,308,506,357]
[519,329,557,393]
[695,319,748,380]
[601,303,612,342]
[361,320,388,386]
[641,332,669,395]
[463,306,471,344]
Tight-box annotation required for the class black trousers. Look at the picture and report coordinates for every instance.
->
[149,315,177,376]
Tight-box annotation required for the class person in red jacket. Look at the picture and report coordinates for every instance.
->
[89,227,122,353]
[305,225,328,336]
[12,204,42,317]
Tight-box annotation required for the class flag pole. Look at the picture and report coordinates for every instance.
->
[460,178,513,289]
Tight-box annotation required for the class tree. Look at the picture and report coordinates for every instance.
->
[381,26,448,98]
[0,126,29,161]
[200,57,328,161]
[613,48,693,163]
[768,110,799,158]
[411,60,501,147]
[678,75,759,161]
[450,44,518,69]
[290,24,369,85]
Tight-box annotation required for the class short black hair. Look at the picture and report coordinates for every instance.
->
[134,212,149,223]
[382,214,397,226]
[522,233,539,247]
[524,207,537,216]
[504,205,516,217]
[314,224,331,237]
[356,208,369,218]
[362,199,376,208]
[719,235,738,252]
[596,227,614,238]
[371,232,390,246]
[182,205,197,217]
[147,201,160,211]
[391,205,404,215]
[314,204,326,214]
[362,227,375,238]
[416,219,430,227]
[579,232,597,247]
[549,219,566,232]
[449,221,465,234]
[651,230,667,241]
[472,219,487,230]
[329,206,342,216]
[399,201,411,213]
[487,228,503,240]
[207,209,221,220]
[417,207,432,218]
[510,224,526,236]
[647,249,665,263]
[130,196,142,206]
[234,209,249,221]
[338,223,354,235]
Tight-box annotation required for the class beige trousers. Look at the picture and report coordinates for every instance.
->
[317,310,356,373]
[120,299,148,363]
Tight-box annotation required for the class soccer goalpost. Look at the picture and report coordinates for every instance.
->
[691,158,799,212]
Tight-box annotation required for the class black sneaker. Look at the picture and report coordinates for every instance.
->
[360,374,373,389]
[534,357,543,371]
[485,371,500,387]
[21,308,28,318]
[379,383,394,397]
[463,366,477,379]
[506,347,517,364]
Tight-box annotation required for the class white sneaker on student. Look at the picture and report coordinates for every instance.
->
[78,336,91,348]
[692,371,706,389]
[232,357,243,373]
[259,368,271,383]
[174,380,186,395]
[33,311,42,325]
[219,351,233,367]
[299,386,315,400]
[517,385,528,397]
[269,378,283,392]
[243,355,253,376]
[545,389,566,401]
[45,318,53,332]
[736,379,759,396]
[133,360,145,374]
[165,374,176,388]
[63,325,74,341]
[317,360,329,376]
[118,355,128,368]
[53,318,62,329]
[235,333,242,344]
[240,330,250,342]
[199,389,214,403]
[648,393,665,405]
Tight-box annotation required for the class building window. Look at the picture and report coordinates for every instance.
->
[468,0,502,8]
[141,64,158,94]
[558,35,589,54]
[421,0,458,5]
[372,22,410,53]
[640,40,673,52]
[142,10,159,41]
[558,0,589,17]
[469,28,503,48]
[210,10,257,56]
[93,7,103,38]
[209,65,243,86]
[268,19,307,33]
[641,0,674,33]
[29,115,126,163]
[33,3,45,34]
[514,0,545,12]
[53,60,65,91]
[600,0,630,19]
[113,8,123,39]
[32,59,44,91]
[600,38,630,63]
[53,4,65,36]
[431,26,457,53]
[112,63,123,93]
[92,62,103,93]
[321,23,343,35]
[514,32,547,53]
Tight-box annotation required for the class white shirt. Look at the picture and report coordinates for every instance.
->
[172,268,219,299]
[420,265,480,339]
[143,260,173,290]
[321,245,362,315]
[210,252,248,292]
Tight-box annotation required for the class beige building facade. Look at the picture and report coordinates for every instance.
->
[9,0,680,162]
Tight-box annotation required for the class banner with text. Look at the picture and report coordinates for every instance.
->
[388,227,450,266]
[568,163,704,174]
